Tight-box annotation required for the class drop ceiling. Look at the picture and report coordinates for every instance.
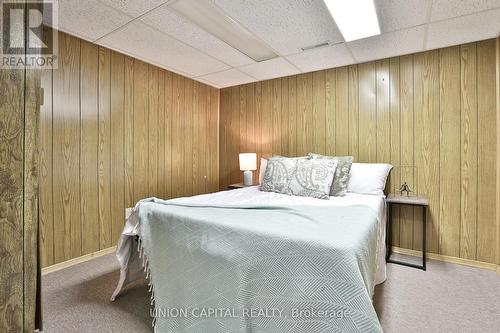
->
[46,0,500,88]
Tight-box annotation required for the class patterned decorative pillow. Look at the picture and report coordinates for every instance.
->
[259,156,307,183]
[260,157,338,199]
[308,153,354,196]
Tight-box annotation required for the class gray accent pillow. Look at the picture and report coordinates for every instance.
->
[308,153,353,196]
[260,157,338,200]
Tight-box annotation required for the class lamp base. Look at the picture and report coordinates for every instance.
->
[243,170,253,186]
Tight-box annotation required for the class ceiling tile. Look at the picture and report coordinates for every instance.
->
[45,0,500,87]
[197,69,256,88]
[140,5,255,67]
[426,9,500,50]
[98,21,230,77]
[376,0,431,33]
[98,0,168,18]
[238,57,300,81]
[431,0,500,22]
[214,0,344,56]
[348,26,426,63]
[48,0,131,41]
[286,43,355,72]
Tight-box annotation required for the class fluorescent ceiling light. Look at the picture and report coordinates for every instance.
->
[324,0,380,42]
[169,0,278,62]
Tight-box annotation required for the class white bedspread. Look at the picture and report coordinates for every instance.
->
[170,187,387,285]
[111,187,387,332]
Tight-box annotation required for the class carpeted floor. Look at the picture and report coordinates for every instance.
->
[41,253,500,333]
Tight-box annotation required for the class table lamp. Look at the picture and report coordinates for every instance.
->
[239,153,257,186]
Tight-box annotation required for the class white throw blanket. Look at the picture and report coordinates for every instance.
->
[112,190,385,333]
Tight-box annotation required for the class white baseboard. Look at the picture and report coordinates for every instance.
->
[391,246,499,273]
[42,246,116,276]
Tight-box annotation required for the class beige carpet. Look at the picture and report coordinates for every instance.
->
[42,253,500,332]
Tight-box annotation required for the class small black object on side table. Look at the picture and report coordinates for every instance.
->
[386,194,429,270]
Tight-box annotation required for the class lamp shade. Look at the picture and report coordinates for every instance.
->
[239,153,257,171]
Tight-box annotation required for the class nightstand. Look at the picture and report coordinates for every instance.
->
[227,182,257,190]
[386,194,429,270]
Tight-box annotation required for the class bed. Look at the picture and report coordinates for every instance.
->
[111,186,387,333]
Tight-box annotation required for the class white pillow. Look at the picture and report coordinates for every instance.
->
[259,158,267,184]
[347,163,393,195]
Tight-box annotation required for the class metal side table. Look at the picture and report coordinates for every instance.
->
[386,194,428,270]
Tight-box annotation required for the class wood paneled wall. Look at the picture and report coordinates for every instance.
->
[0,62,25,332]
[40,30,219,267]
[220,39,498,264]
[0,4,40,329]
